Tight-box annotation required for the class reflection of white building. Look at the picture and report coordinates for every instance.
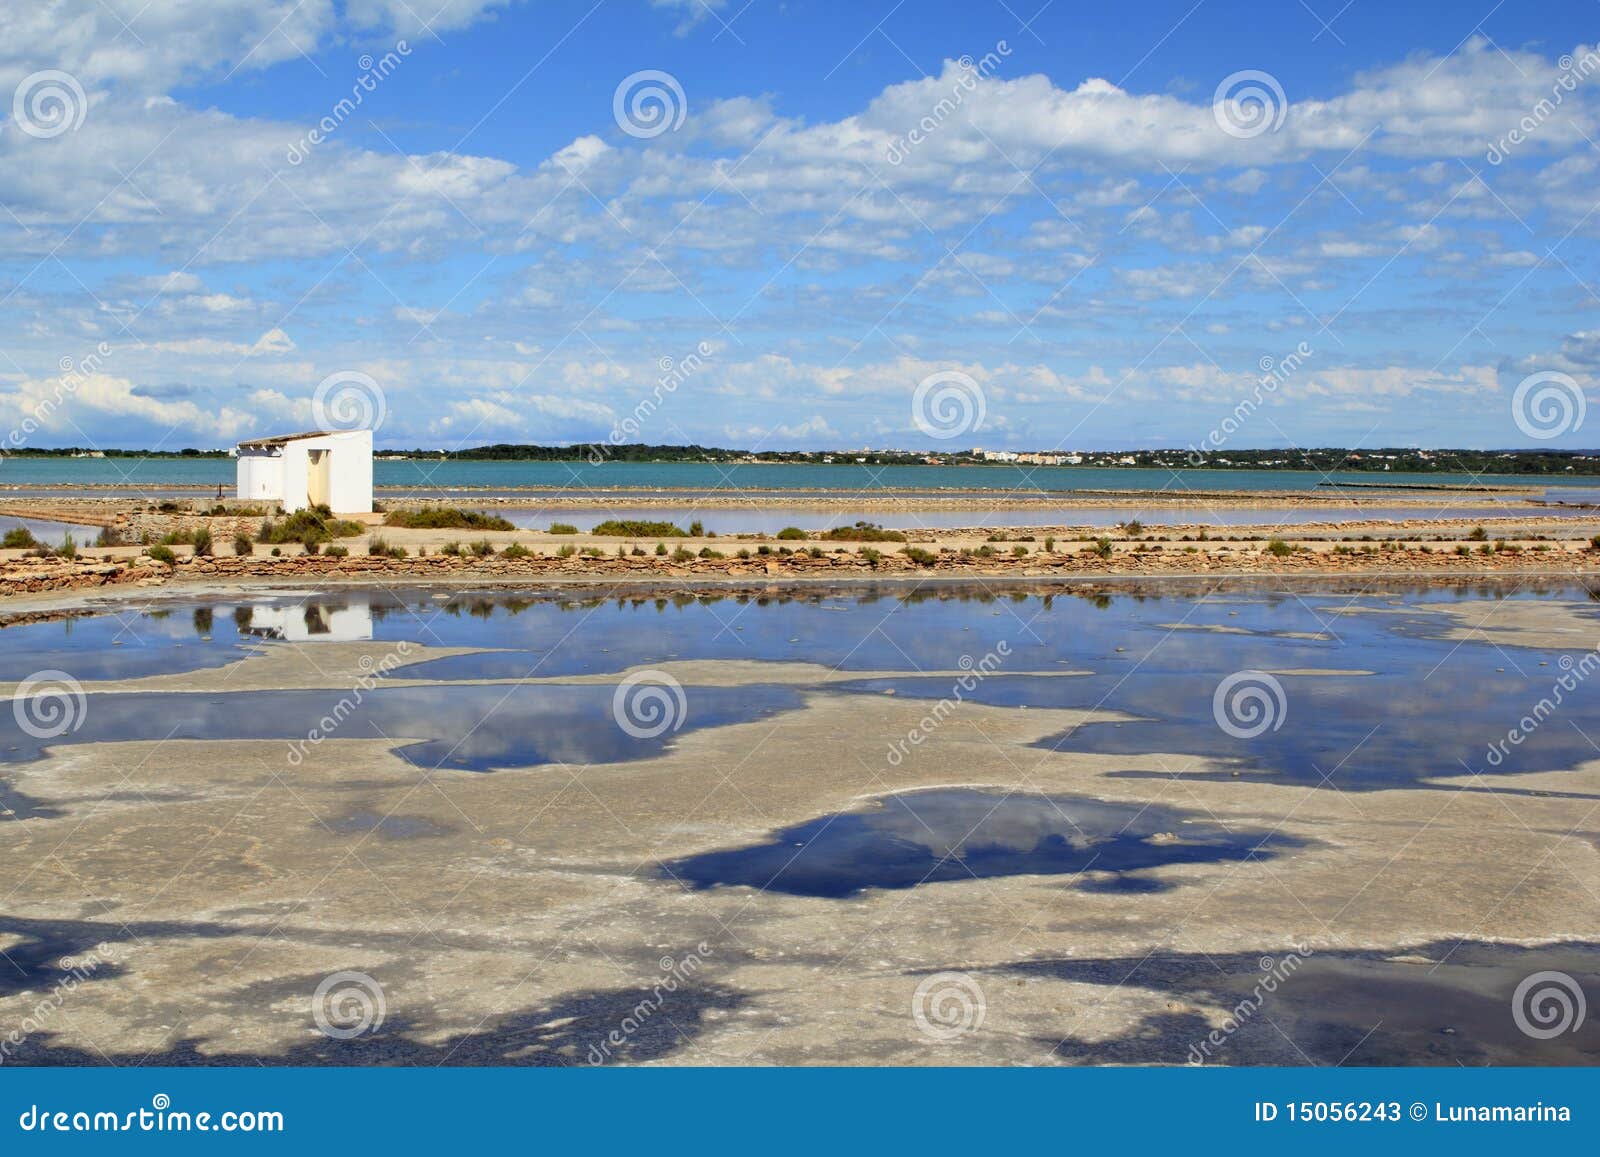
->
[235,430,373,513]
[244,603,373,642]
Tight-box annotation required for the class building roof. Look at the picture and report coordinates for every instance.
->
[236,430,355,449]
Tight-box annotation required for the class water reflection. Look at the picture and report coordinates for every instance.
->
[661,788,1298,898]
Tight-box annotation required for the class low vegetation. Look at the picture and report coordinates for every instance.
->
[2,528,36,549]
[817,521,906,543]
[258,507,364,545]
[591,519,688,536]
[547,522,579,534]
[383,507,514,531]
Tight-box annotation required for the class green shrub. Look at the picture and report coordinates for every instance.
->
[776,526,808,540]
[548,523,579,535]
[1468,526,1488,541]
[325,545,349,558]
[1266,537,1294,557]
[303,536,320,555]
[671,546,694,562]
[58,534,77,560]
[592,520,687,537]
[557,544,576,558]
[698,547,725,559]
[655,542,668,555]
[859,547,882,566]
[191,525,213,557]
[383,507,514,531]
[689,520,704,536]
[817,521,906,543]
[232,532,253,556]
[902,547,938,567]
[94,526,126,547]
[1120,520,1144,537]
[258,509,363,544]
[1012,545,1028,557]
[147,544,176,565]
[367,536,407,558]
[1044,536,1055,552]
[502,543,532,559]
[1092,538,1114,559]
[470,539,495,557]
[2,527,36,549]
[439,541,462,556]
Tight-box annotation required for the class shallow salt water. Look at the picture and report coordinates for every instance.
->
[661,788,1300,897]
[6,584,1600,794]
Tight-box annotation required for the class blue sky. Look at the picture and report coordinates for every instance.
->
[2,0,1599,452]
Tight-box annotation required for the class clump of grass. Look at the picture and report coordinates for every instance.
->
[698,547,725,559]
[670,546,694,562]
[689,520,704,536]
[817,521,906,543]
[1468,526,1488,541]
[859,547,882,567]
[776,526,808,540]
[191,525,213,557]
[1012,545,1028,557]
[469,539,495,557]
[57,534,77,560]
[147,544,177,566]
[1119,519,1144,537]
[1092,538,1114,559]
[303,537,320,555]
[592,519,687,537]
[902,546,938,567]
[655,542,668,555]
[258,509,363,544]
[2,527,37,549]
[502,543,532,559]
[439,541,462,556]
[1266,537,1294,557]
[367,536,408,559]
[325,545,349,558]
[557,544,577,558]
[95,526,126,548]
[232,531,253,556]
[548,522,579,535]
[1043,536,1056,552]
[383,507,514,531]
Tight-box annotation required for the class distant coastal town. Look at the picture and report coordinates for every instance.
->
[5,443,1600,475]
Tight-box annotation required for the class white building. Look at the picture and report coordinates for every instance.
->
[235,429,373,513]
